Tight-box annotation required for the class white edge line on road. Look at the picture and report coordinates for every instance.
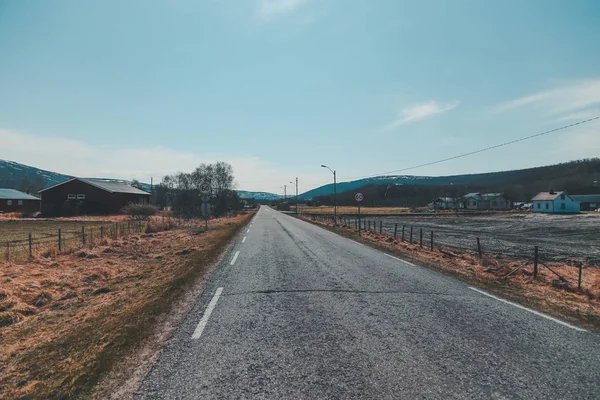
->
[384,253,416,266]
[242,236,247,243]
[230,250,240,265]
[468,287,587,332]
[351,240,364,246]
[191,287,224,340]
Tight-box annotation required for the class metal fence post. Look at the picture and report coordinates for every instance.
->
[115,223,118,239]
[402,225,405,242]
[394,223,398,238]
[420,229,423,248]
[100,226,104,239]
[29,233,32,257]
[430,231,434,251]
[477,237,482,259]
[379,221,382,234]
[578,262,583,289]
[533,246,538,278]
[410,226,413,244]
[82,225,86,245]
[58,229,62,252]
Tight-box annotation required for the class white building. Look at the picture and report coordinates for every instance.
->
[531,191,580,214]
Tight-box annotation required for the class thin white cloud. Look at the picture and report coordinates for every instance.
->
[0,129,325,193]
[383,100,459,131]
[491,79,600,118]
[258,0,308,20]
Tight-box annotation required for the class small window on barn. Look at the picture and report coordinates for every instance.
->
[7,200,12,205]
[561,203,565,210]
[18,200,23,205]
[68,194,76,199]
[77,194,86,199]
[537,203,541,209]
[545,203,549,209]
[560,194,565,200]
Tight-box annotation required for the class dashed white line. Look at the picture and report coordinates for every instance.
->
[242,236,247,243]
[230,251,240,265]
[191,287,224,340]
[468,287,587,332]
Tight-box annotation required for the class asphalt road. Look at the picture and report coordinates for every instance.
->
[135,206,600,399]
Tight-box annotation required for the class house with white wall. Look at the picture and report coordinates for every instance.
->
[531,191,580,214]
[463,193,511,210]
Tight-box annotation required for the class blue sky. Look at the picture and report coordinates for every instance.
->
[1,0,599,194]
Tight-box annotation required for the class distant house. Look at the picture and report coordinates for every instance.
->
[431,197,457,210]
[570,195,600,212]
[0,189,40,214]
[531,191,580,214]
[462,193,511,210]
[39,178,150,216]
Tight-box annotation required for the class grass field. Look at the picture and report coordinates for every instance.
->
[0,219,150,262]
[0,220,112,242]
[0,213,252,399]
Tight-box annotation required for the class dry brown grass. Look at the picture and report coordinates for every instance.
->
[303,216,600,331]
[0,213,252,399]
[296,206,415,214]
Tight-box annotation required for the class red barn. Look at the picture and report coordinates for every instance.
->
[39,178,150,216]
[0,189,41,214]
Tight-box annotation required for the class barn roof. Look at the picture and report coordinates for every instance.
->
[531,191,565,201]
[40,178,150,195]
[0,188,41,200]
[462,192,504,201]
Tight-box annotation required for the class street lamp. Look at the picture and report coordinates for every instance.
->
[290,178,298,214]
[321,165,337,225]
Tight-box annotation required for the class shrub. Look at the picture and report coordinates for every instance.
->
[121,203,158,220]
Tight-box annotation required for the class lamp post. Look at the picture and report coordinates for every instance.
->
[290,178,298,214]
[321,165,337,225]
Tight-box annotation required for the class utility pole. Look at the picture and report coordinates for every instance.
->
[321,165,337,225]
[290,178,298,214]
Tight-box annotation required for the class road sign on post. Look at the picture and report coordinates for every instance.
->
[200,182,211,194]
[200,182,211,231]
[355,192,364,237]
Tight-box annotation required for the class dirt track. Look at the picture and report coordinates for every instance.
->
[350,213,600,265]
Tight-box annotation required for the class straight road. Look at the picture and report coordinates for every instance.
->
[136,206,600,399]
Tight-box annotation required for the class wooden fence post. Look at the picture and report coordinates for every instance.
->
[420,229,423,248]
[578,262,583,289]
[410,226,413,243]
[29,233,32,257]
[402,225,405,242]
[58,229,62,252]
[379,221,382,234]
[430,231,434,251]
[394,223,398,238]
[533,246,538,278]
[477,237,482,259]
[82,226,86,245]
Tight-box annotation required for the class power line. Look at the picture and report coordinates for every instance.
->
[344,117,599,181]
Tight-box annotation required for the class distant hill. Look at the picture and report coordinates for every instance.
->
[0,159,278,199]
[0,159,72,190]
[307,158,600,207]
[299,159,600,200]
[0,160,152,193]
[237,190,281,200]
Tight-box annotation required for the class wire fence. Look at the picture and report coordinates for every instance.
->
[305,214,599,289]
[2,220,149,263]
